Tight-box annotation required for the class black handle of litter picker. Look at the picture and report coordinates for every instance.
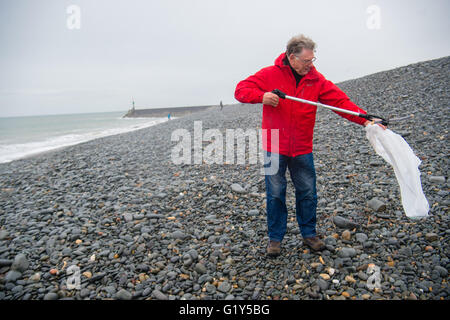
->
[271,89,286,99]
[358,113,389,126]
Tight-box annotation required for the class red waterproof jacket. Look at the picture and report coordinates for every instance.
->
[235,53,367,157]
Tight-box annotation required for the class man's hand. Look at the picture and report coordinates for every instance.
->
[364,120,387,130]
[263,92,279,107]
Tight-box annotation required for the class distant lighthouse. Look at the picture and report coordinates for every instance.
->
[123,98,136,118]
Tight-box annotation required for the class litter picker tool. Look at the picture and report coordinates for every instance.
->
[270,89,427,218]
[271,89,389,126]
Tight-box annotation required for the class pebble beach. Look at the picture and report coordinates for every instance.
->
[0,56,448,300]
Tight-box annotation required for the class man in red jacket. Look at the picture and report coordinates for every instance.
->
[235,34,382,256]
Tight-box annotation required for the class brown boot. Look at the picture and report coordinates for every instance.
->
[267,240,281,257]
[303,236,325,252]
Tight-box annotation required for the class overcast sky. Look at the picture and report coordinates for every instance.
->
[0,0,449,117]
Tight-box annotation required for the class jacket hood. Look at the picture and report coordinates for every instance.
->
[275,52,319,80]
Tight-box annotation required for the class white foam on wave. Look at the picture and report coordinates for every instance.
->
[0,117,168,164]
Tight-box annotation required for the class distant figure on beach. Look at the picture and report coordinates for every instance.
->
[235,34,386,257]
[220,101,224,110]
[168,113,171,120]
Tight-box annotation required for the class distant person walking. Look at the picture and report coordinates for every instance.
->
[235,34,385,256]
[168,113,171,120]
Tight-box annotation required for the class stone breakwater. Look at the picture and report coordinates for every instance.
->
[123,105,213,118]
[0,56,449,300]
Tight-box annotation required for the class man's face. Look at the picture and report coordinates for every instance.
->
[288,49,315,76]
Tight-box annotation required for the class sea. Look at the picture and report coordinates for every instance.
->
[0,111,169,164]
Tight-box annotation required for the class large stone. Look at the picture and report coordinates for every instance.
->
[338,247,357,258]
[367,198,386,212]
[231,183,246,193]
[194,263,207,274]
[355,233,368,243]
[425,232,438,242]
[11,253,29,272]
[429,176,445,184]
[115,289,132,300]
[152,289,169,300]
[218,281,231,293]
[0,230,8,240]
[0,259,13,267]
[170,230,187,240]
[333,216,358,229]
[43,292,59,300]
[5,270,22,282]
[316,278,329,291]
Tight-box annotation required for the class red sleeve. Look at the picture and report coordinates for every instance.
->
[234,68,269,104]
[318,79,367,126]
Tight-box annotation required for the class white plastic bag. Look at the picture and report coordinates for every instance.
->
[365,124,429,218]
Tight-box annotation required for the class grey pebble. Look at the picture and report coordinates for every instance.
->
[5,270,22,282]
[206,283,216,294]
[217,281,231,293]
[425,232,438,242]
[187,249,198,260]
[43,292,59,300]
[80,289,91,298]
[194,262,207,274]
[434,266,448,277]
[142,287,152,297]
[0,259,13,266]
[0,230,8,240]
[152,289,168,300]
[170,230,187,240]
[11,253,29,272]
[355,233,368,243]
[368,198,386,212]
[332,216,358,229]
[231,183,246,193]
[338,247,357,258]
[316,278,329,291]
[115,288,132,300]
[104,286,116,295]
[429,176,445,184]
[183,254,193,266]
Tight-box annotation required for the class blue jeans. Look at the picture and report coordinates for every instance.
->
[264,151,318,242]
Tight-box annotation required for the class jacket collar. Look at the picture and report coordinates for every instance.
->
[275,52,319,80]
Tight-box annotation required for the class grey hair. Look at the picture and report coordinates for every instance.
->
[286,34,316,56]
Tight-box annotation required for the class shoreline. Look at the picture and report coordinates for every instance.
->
[0,116,171,165]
